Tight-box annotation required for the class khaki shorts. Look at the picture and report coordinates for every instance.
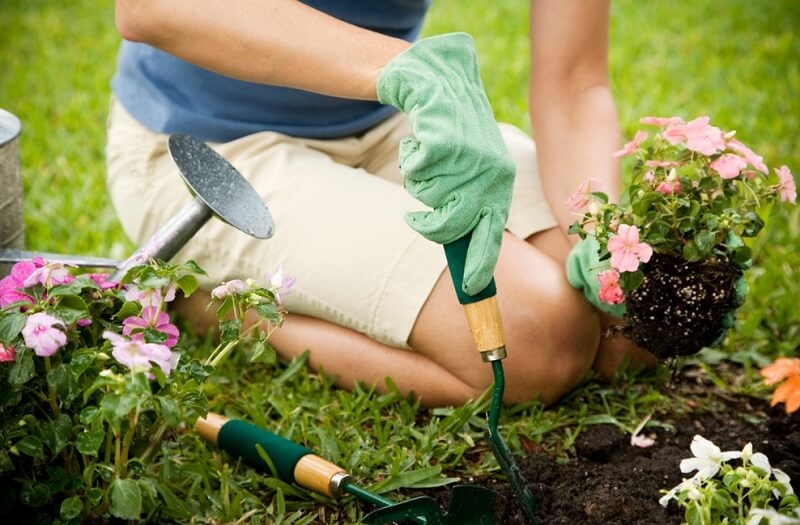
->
[105,99,557,348]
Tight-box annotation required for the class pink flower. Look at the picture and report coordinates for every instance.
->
[776,165,797,204]
[710,153,748,180]
[103,331,175,376]
[122,306,179,348]
[88,273,119,290]
[22,261,74,288]
[124,283,176,308]
[210,279,246,299]
[656,169,681,195]
[0,343,16,363]
[614,131,648,158]
[597,269,625,305]
[607,224,653,272]
[265,265,296,307]
[640,116,685,127]
[656,180,681,195]
[727,139,768,174]
[21,312,67,357]
[663,116,726,156]
[0,260,40,307]
[565,178,602,213]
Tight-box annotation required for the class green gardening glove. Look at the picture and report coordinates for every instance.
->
[377,33,515,296]
[566,237,626,318]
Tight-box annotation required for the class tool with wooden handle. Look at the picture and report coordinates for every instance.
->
[442,233,538,525]
[195,412,498,524]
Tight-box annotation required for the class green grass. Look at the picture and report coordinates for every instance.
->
[2,1,799,523]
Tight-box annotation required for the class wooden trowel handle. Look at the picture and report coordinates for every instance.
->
[444,234,507,361]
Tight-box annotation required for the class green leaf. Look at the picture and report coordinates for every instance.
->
[51,294,89,324]
[0,449,13,472]
[0,311,26,343]
[20,481,50,507]
[253,302,280,323]
[60,496,83,520]
[48,363,79,403]
[76,428,105,456]
[109,478,142,520]
[15,435,45,459]
[175,274,199,297]
[157,396,180,425]
[219,319,241,344]
[8,349,35,386]
[682,242,703,262]
[86,488,103,506]
[620,270,644,292]
[43,414,73,455]
[114,300,142,321]
[100,393,139,420]
[694,231,717,253]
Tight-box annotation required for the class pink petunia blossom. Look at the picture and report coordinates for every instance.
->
[597,269,625,305]
[103,331,175,376]
[775,165,797,204]
[21,312,67,357]
[663,116,726,156]
[265,265,296,307]
[22,261,74,288]
[0,260,41,307]
[613,131,648,158]
[565,178,602,213]
[0,343,16,363]
[210,279,246,299]
[640,116,685,127]
[122,306,179,348]
[727,139,768,174]
[607,224,653,272]
[710,153,748,180]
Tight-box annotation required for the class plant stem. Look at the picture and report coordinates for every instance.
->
[43,356,61,416]
[138,420,168,464]
[117,411,138,478]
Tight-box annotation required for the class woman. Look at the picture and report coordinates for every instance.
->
[107,0,655,408]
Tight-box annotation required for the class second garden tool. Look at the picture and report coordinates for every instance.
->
[195,413,498,524]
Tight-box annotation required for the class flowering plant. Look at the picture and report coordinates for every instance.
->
[567,116,796,357]
[659,435,799,525]
[0,257,289,522]
[760,358,800,415]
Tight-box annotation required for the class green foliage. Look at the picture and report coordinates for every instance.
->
[1,0,798,523]
[0,259,285,522]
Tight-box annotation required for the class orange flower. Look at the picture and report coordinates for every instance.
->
[760,357,800,414]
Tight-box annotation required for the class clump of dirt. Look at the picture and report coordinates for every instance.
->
[622,253,743,359]
[489,394,799,525]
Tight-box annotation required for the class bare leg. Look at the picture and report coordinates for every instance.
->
[175,231,601,407]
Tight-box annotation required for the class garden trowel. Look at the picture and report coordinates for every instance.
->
[195,412,498,524]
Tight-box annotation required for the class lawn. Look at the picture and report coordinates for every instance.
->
[1,1,798,523]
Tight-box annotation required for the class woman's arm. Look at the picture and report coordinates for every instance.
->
[114,0,410,100]
[529,0,621,239]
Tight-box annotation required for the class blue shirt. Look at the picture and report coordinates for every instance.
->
[112,0,431,142]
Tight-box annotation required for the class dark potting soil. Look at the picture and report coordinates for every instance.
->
[622,253,743,360]
[485,392,799,525]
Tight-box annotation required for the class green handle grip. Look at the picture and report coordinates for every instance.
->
[443,232,497,305]
[217,419,310,483]
[195,413,348,498]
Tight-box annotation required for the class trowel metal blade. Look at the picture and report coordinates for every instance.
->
[167,134,274,239]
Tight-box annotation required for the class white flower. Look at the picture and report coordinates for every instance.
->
[746,507,800,525]
[741,442,772,474]
[659,477,700,507]
[680,435,741,481]
[773,468,795,497]
[264,264,295,307]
